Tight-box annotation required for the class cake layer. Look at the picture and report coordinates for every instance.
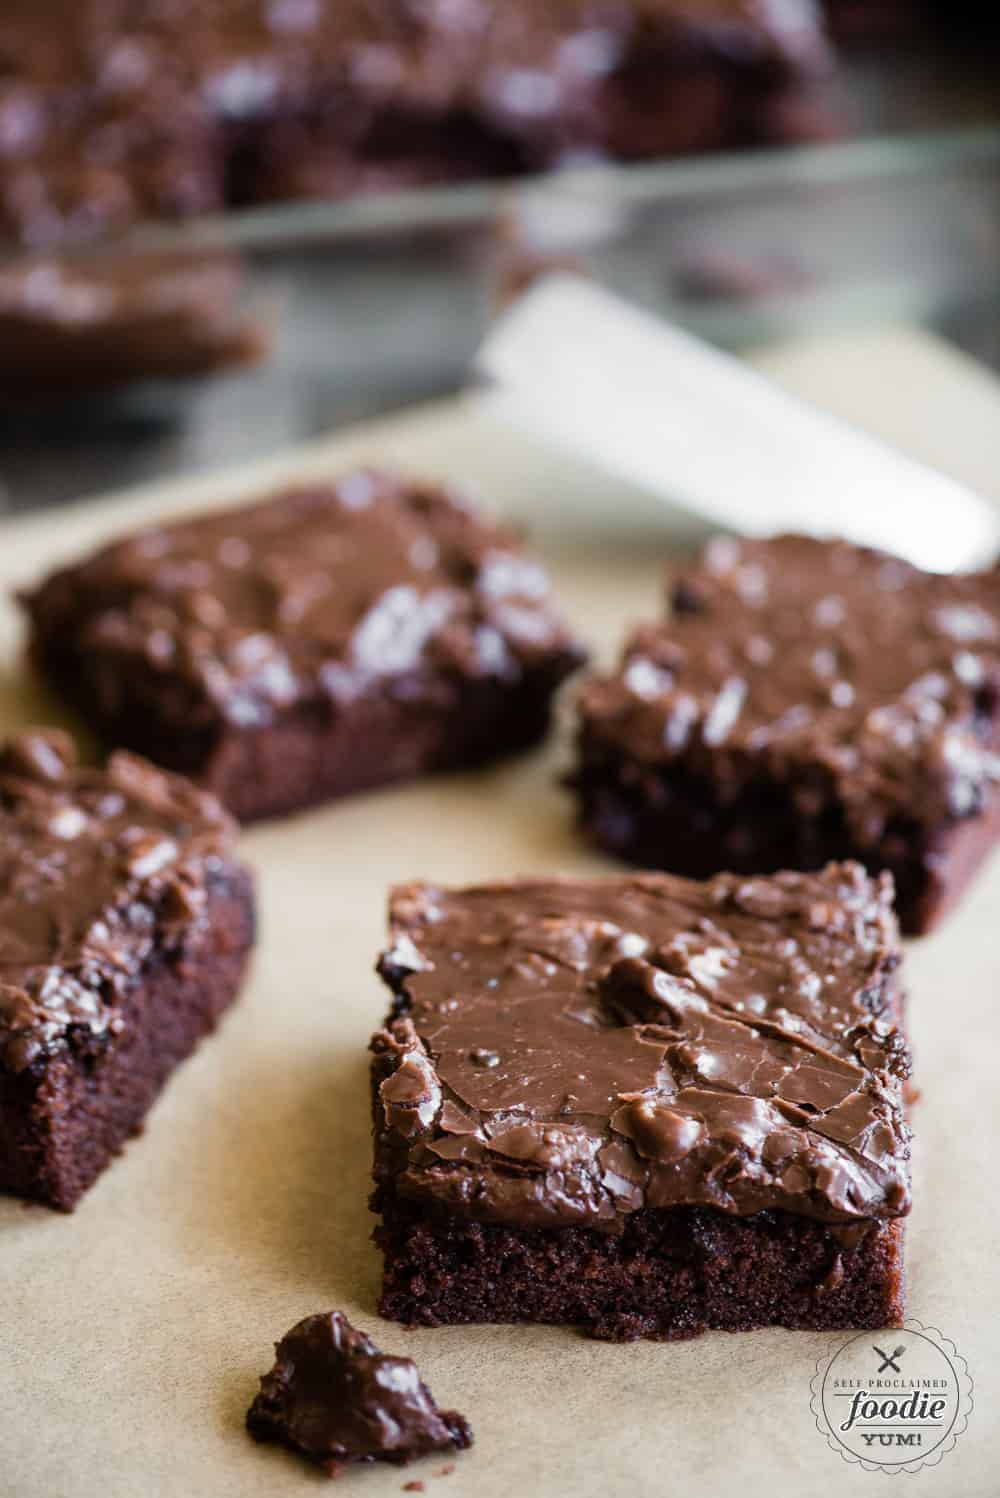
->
[371,867,912,1337]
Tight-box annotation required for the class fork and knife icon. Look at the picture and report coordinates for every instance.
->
[874,1344,906,1374]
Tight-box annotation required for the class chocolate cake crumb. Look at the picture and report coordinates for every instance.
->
[247,1311,472,1479]
[0,3,835,250]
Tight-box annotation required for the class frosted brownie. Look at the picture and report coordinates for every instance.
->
[0,730,254,1210]
[21,472,585,822]
[572,535,1000,934]
[371,865,911,1340]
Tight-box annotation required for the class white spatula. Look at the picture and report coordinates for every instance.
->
[476,274,1000,572]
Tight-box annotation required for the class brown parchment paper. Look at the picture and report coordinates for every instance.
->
[1,330,998,1498]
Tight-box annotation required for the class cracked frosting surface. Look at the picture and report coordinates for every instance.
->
[578,535,1000,843]
[23,472,583,729]
[0,730,237,1072]
[373,865,911,1233]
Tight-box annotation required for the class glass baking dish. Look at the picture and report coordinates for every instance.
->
[1,38,999,512]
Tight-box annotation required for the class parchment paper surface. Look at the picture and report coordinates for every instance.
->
[1,329,997,1498]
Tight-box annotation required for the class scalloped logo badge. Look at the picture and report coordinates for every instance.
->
[811,1320,973,1474]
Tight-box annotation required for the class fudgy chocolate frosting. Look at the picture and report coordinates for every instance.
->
[578,535,1000,844]
[22,472,584,730]
[246,1310,472,1476]
[373,865,911,1234]
[0,729,238,1072]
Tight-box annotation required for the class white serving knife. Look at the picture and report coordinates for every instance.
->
[476,274,1000,572]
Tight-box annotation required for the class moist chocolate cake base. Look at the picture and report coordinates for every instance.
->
[28,645,572,824]
[373,1194,905,1342]
[0,867,254,1211]
[570,758,1000,937]
[201,674,566,824]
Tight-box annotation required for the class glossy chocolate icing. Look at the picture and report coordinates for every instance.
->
[374,865,911,1234]
[0,730,236,1073]
[246,1311,472,1476]
[579,535,1000,846]
[22,472,583,731]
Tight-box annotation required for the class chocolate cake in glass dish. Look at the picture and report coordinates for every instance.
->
[247,1311,472,1478]
[0,1,835,248]
[371,865,911,1341]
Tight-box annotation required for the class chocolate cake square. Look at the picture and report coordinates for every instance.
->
[0,730,255,1211]
[371,865,911,1341]
[20,472,585,823]
[572,536,1000,934]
